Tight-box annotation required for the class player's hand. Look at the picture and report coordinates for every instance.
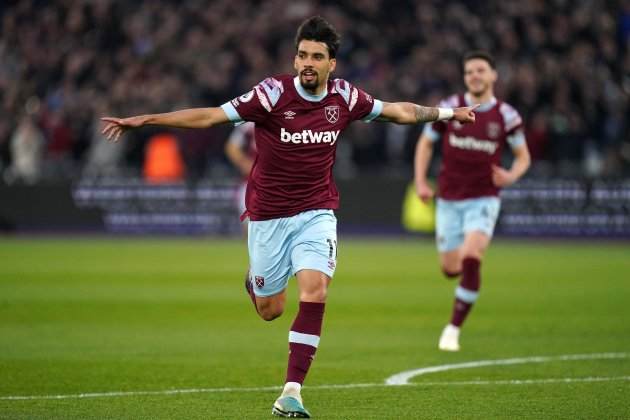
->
[416,180,435,203]
[100,116,145,142]
[452,104,479,124]
[491,164,516,187]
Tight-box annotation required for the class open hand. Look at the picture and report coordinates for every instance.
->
[100,116,145,142]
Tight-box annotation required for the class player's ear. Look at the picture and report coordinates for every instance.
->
[294,55,299,72]
[491,69,498,83]
[329,58,336,73]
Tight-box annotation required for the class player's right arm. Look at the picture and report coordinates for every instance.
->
[101,107,230,142]
[377,102,478,124]
[414,133,436,203]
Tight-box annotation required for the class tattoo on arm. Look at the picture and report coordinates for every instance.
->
[414,105,439,123]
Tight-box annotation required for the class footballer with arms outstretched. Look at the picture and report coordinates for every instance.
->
[102,16,477,418]
[414,51,530,352]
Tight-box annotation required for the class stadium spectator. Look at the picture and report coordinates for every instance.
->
[5,98,45,184]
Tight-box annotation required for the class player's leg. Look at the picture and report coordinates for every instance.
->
[435,199,465,278]
[440,197,500,351]
[447,230,490,328]
[439,250,462,279]
[246,217,293,321]
[273,210,337,418]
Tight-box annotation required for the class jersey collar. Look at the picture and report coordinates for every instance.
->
[464,93,497,112]
[293,76,328,102]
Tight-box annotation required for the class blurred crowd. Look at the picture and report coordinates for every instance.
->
[1,0,629,185]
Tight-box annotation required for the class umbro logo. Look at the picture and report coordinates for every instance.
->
[284,110,296,119]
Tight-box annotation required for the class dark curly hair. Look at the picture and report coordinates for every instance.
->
[295,16,341,59]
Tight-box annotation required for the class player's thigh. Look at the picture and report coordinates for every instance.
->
[290,209,338,281]
[436,198,465,253]
[247,217,293,297]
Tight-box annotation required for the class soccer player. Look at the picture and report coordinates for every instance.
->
[102,16,477,418]
[224,121,256,234]
[414,51,531,352]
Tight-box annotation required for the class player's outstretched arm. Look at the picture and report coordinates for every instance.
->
[377,102,478,125]
[101,107,230,142]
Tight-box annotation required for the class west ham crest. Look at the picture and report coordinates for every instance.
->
[255,276,265,288]
[325,106,340,124]
[487,122,501,139]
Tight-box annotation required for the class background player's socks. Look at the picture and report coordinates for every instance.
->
[286,301,325,385]
[450,257,480,327]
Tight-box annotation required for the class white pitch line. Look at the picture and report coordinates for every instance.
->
[385,352,630,385]
[2,352,629,401]
[3,376,630,401]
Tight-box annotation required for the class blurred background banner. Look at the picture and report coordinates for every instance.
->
[1,0,629,237]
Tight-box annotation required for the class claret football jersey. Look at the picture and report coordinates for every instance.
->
[221,75,382,220]
[423,93,525,200]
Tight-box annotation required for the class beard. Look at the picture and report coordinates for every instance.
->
[299,71,319,90]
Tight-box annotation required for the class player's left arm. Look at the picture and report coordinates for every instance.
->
[375,102,479,124]
[492,136,531,188]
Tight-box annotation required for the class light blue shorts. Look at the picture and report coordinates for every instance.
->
[435,197,501,252]
[248,209,338,297]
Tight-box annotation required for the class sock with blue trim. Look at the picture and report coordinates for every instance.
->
[286,302,325,385]
[450,257,480,327]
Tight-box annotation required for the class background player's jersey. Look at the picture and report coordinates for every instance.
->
[226,121,256,180]
[423,94,525,200]
[221,74,382,220]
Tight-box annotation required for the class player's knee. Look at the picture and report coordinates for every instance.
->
[258,306,283,321]
[256,299,285,321]
[441,268,461,279]
[300,287,327,303]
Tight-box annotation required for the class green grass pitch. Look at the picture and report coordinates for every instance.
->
[0,237,629,419]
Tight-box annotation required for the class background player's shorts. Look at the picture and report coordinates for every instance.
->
[247,209,338,297]
[435,196,501,252]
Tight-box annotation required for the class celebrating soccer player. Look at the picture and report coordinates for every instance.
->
[102,16,477,418]
[414,51,531,352]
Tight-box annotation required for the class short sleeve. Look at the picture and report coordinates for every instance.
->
[507,128,526,149]
[353,87,383,122]
[221,77,285,124]
[499,102,524,136]
[221,89,265,124]
[332,79,382,122]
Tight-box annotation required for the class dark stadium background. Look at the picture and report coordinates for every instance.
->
[0,0,629,236]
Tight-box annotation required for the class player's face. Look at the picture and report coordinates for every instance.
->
[464,59,497,97]
[294,40,336,93]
